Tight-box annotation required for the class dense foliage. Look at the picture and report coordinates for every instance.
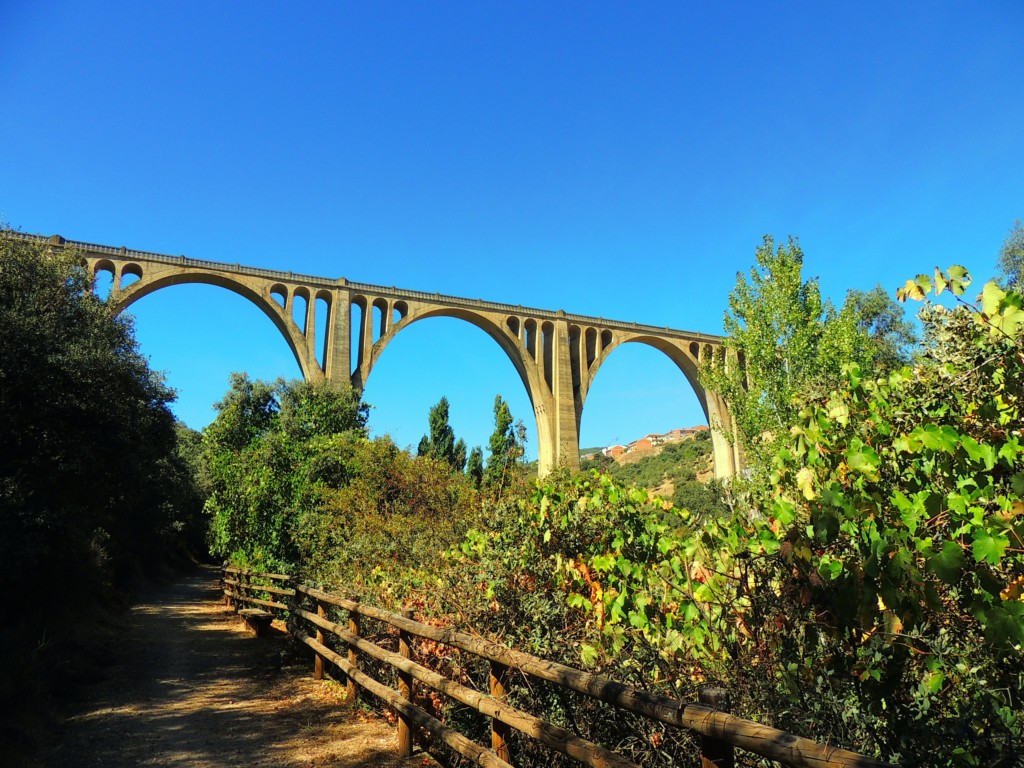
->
[747,267,1024,763]
[0,231,204,735]
[207,238,1021,766]
[292,435,481,598]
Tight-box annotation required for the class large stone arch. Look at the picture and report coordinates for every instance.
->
[102,265,321,382]
[581,333,738,479]
[583,334,708,420]
[355,303,556,472]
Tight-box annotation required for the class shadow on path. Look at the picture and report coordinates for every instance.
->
[47,566,431,768]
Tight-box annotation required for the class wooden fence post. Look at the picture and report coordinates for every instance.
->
[489,660,513,765]
[347,597,360,703]
[222,561,230,606]
[397,607,414,758]
[699,687,734,768]
[314,599,326,681]
[238,569,249,611]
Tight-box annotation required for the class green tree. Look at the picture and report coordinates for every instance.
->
[204,372,279,452]
[466,446,484,489]
[417,396,467,471]
[202,375,368,568]
[0,231,199,583]
[701,236,868,467]
[845,284,917,368]
[0,230,201,725]
[996,219,1024,290]
[485,395,525,495]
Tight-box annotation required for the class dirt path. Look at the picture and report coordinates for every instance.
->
[47,567,434,768]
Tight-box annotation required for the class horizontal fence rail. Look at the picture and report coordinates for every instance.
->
[220,565,894,768]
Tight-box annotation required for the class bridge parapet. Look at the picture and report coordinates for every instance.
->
[22,233,724,344]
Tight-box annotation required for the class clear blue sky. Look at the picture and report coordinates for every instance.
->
[3,2,1022,458]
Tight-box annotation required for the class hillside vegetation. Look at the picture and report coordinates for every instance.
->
[583,432,727,518]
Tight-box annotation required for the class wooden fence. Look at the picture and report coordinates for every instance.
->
[221,565,894,768]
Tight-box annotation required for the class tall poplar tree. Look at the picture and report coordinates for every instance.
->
[485,395,524,495]
[700,235,868,466]
[417,396,467,471]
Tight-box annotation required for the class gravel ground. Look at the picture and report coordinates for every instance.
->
[46,567,435,768]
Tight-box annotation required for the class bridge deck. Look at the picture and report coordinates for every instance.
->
[15,232,724,343]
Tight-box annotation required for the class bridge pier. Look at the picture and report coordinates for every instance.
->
[324,286,352,386]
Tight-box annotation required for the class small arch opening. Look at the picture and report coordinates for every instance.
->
[690,341,700,359]
[569,325,582,393]
[351,296,368,374]
[585,327,598,368]
[507,316,520,337]
[393,300,408,326]
[92,261,116,301]
[601,329,613,350]
[315,293,331,370]
[524,319,537,359]
[119,263,142,289]
[292,288,311,333]
[541,321,554,391]
[270,284,288,309]
[372,298,389,342]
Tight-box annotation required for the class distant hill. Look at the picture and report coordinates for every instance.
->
[581,430,725,517]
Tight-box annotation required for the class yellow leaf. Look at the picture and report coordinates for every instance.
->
[797,467,816,500]
[898,279,926,302]
[1002,575,1024,602]
[885,611,904,636]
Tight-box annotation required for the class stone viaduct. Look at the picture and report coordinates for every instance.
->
[22,233,742,479]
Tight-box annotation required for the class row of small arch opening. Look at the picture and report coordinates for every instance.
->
[92,259,143,290]
[86,262,729,391]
